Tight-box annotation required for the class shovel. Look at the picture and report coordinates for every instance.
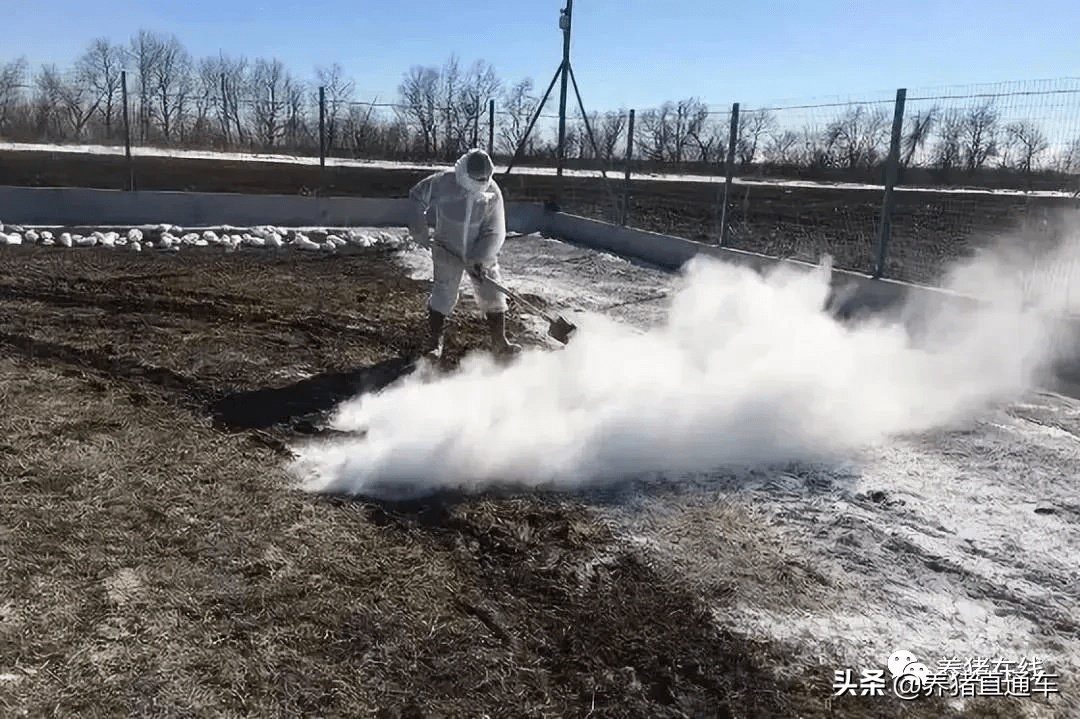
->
[429,239,577,344]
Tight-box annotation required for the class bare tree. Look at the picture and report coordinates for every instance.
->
[497,77,539,157]
[36,64,99,139]
[151,33,191,143]
[577,120,597,161]
[344,101,380,156]
[961,100,999,175]
[1056,137,1080,175]
[562,117,584,160]
[381,117,411,158]
[129,29,165,141]
[0,57,28,134]
[637,98,710,164]
[932,109,965,177]
[679,99,712,163]
[902,106,936,167]
[597,110,626,163]
[250,58,289,148]
[397,65,440,156]
[283,73,309,150]
[189,56,223,146]
[737,110,776,166]
[763,129,799,165]
[688,116,725,164]
[665,98,707,163]
[1004,120,1049,175]
[802,125,836,169]
[824,104,888,170]
[214,53,248,146]
[75,38,125,140]
[438,54,464,158]
[636,105,667,162]
[315,63,354,153]
[459,60,500,149]
[32,65,65,139]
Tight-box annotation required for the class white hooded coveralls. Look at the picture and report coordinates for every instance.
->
[408,150,508,316]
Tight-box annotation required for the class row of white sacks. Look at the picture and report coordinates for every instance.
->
[0,223,402,252]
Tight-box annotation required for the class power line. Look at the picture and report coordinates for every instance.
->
[6,82,1080,116]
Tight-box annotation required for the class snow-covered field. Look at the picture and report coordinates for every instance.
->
[5,139,1078,199]
[7,219,1076,714]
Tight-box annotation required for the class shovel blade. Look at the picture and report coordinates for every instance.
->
[548,316,577,344]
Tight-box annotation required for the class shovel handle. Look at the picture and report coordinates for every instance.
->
[428,239,559,324]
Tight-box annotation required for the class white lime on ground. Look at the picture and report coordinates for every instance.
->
[296,229,1080,714]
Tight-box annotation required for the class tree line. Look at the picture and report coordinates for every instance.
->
[1,29,1078,188]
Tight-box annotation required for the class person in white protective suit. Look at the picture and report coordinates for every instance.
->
[407,148,522,358]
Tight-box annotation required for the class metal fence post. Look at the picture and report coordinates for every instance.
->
[717,102,739,246]
[319,86,326,167]
[121,70,134,191]
[621,109,635,226]
[874,88,906,279]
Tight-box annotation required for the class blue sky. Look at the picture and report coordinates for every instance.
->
[4,0,1080,112]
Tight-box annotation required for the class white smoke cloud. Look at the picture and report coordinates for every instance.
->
[291,212,1080,500]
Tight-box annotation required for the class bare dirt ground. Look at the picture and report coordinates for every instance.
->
[3,147,1078,285]
[2,238,1060,718]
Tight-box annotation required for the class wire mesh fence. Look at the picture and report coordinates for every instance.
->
[722,89,902,275]
[886,79,1080,284]
[554,79,1080,287]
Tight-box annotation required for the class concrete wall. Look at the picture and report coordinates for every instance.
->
[544,211,974,320]
[0,185,548,235]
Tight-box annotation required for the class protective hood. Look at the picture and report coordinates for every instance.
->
[454,149,494,195]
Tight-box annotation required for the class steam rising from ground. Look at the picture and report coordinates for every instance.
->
[293,215,1080,499]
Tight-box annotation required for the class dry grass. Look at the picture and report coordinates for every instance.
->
[0,358,485,716]
[0,242,1061,717]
